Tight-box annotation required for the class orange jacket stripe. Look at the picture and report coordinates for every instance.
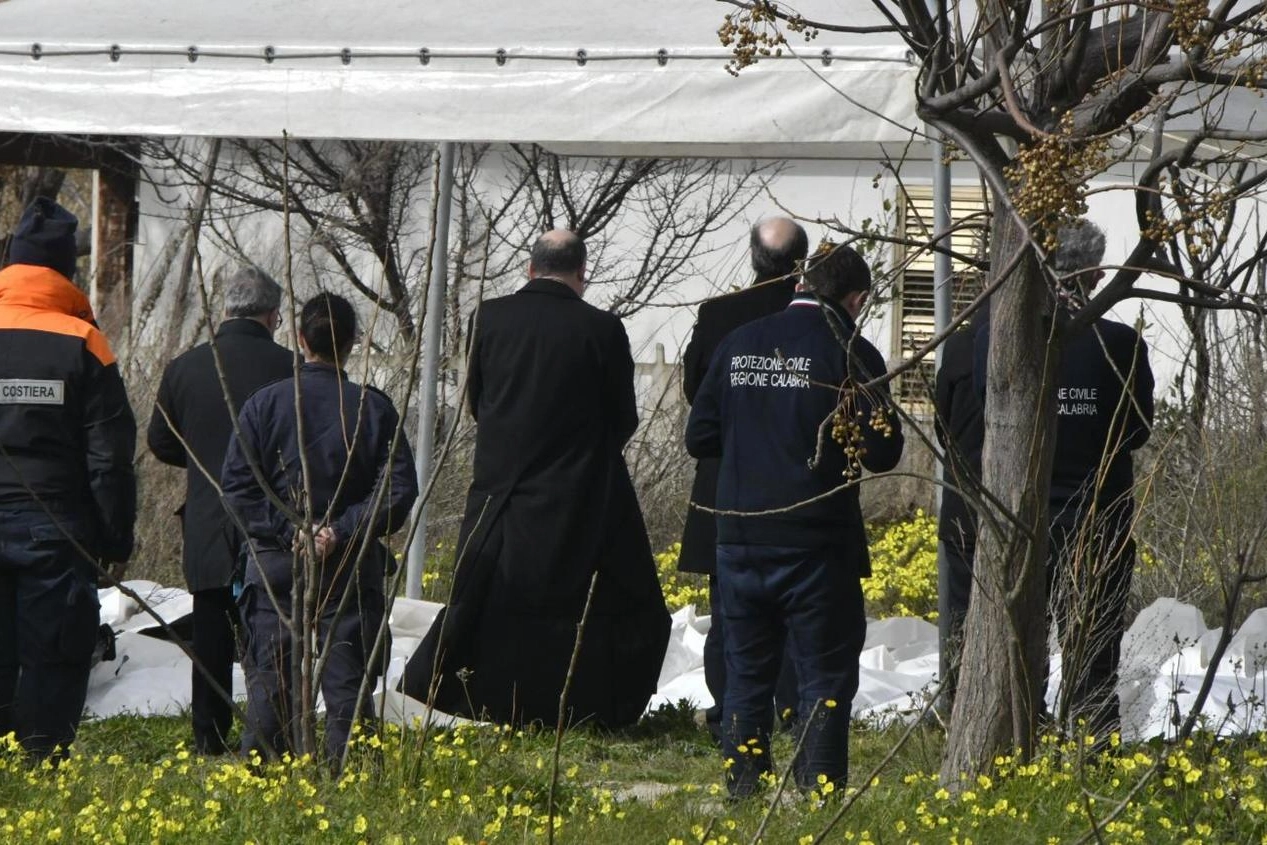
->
[0,264,116,366]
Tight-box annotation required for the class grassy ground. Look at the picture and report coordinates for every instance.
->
[2,706,1265,844]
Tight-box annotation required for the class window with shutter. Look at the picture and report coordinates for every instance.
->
[892,185,990,412]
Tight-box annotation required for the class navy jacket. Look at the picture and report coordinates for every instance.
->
[147,319,295,591]
[685,295,904,575]
[0,264,135,562]
[221,362,418,590]
[974,315,1153,524]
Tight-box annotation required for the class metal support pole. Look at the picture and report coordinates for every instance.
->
[930,130,956,691]
[931,136,953,376]
[406,141,456,600]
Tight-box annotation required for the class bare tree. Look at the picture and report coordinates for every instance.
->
[482,145,772,313]
[148,138,434,340]
[721,0,1267,779]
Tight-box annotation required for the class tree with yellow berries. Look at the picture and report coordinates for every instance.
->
[720,0,1267,783]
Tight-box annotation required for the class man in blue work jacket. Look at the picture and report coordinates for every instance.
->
[686,242,904,797]
[221,293,418,765]
[974,220,1153,738]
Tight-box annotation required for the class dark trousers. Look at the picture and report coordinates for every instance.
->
[1049,516,1135,737]
[939,539,975,708]
[0,509,99,760]
[704,573,799,738]
[941,514,1134,736]
[716,544,866,797]
[191,587,239,755]
[239,582,382,765]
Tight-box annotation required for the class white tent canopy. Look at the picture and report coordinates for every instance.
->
[0,0,930,600]
[0,0,918,154]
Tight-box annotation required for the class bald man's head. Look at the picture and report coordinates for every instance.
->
[750,217,809,283]
[529,229,587,284]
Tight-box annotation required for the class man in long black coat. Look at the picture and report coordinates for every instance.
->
[933,314,985,706]
[680,217,808,737]
[409,230,670,727]
[147,266,294,754]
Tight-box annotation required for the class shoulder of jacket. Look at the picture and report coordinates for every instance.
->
[945,326,976,351]
[844,330,884,359]
[698,285,763,318]
[1096,318,1141,340]
[245,375,295,407]
[598,305,626,326]
[163,338,213,370]
[477,293,516,312]
[12,310,119,368]
[697,296,726,319]
[79,323,119,368]
[362,383,397,405]
[706,279,783,305]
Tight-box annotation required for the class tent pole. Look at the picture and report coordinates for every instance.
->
[406,141,456,600]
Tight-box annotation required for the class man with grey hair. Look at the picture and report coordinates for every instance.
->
[973,219,1154,738]
[148,264,294,754]
[1051,219,1107,300]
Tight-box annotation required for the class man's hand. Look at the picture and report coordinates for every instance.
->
[106,561,128,583]
[314,526,338,561]
[293,524,338,561]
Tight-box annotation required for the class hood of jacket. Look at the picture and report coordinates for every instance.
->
[0,263,96,323]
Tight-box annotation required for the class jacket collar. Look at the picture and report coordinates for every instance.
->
[215,317,274,340]
[520,277,582,300]
[788,292,857,332]
[0,263,96,323]
[300,361,346,378]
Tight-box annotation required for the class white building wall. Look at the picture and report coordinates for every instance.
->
[128,143,1236,415]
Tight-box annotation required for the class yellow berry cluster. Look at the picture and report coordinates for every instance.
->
[718,1,818,76]
[1169,0,1211,53]
[1141,184,1231,247]
[830,401,868,479]
[1005,116,1108,251]
[869,402,895,439]
[830,387,893,478]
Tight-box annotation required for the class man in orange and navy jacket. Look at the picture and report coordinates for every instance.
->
[0,197,136,760]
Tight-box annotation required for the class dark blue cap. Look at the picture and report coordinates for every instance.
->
[9,196,79,280]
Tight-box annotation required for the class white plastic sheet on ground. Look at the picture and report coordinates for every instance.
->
[88,583,1267,739]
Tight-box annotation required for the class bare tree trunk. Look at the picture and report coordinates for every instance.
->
[942,210,1056,781]
[1182,304,1211,432]
[21,167,65,208]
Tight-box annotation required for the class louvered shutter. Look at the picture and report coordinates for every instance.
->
[892,186,989,411]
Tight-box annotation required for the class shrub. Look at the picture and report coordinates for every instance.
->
[652,510,940,620]
[654,543,709,612]
[863,509,939,621]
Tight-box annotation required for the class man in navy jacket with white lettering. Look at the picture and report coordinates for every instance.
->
[974,220,1153,737]
[686,242,903,797]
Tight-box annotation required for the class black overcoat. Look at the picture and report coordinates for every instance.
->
[147,319,294,592]
[678,277,797,573]
[933,326,984,552]
[407,278,670,727]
